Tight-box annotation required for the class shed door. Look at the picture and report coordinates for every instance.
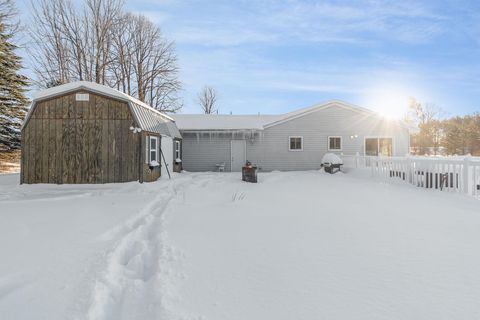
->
[230,140,246,172]
[161,136,174,178]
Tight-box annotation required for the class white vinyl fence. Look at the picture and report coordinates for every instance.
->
[341,154,480,198]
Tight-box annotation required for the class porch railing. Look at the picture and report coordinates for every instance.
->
[341,154,480,198]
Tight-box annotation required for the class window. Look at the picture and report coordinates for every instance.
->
[150,137,158,162]
[289,136,303,151]
[75,93,89,101]
[175,140,181,160]
[328,136,342,151]
[146,136,158,163]
[365,137,393,156]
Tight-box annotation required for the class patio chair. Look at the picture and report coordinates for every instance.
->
[215,162,225,172]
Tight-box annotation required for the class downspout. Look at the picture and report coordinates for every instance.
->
[139,132,144,183]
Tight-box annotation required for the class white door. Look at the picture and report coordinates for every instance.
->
[161,136,174,178]
[230,140,246,172]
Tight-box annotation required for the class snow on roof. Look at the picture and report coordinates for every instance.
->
[172,100,411,131]
[23,81,180,138]
[129,102,181,138]
[31,81,174,121]
[171,114,283,131]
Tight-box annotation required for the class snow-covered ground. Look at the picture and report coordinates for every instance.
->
[0,170,479,319]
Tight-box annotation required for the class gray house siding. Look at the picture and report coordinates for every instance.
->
[180,104,410,172]
[248,105,409,171]
[182,132,253,172]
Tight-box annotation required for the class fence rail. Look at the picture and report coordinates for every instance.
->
[341,154,480,198]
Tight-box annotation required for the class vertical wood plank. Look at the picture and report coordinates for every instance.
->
[100,119,108,183]
[21,126,28,183]
[48,118,57,183]
[56,119,63,184]
[33,119,42,182]
[108,118,115,182]
[114,119,121,182]
[27,121,34,183]
[76,118,86,183]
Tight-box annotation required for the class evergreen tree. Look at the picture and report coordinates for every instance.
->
[0,4,29,151]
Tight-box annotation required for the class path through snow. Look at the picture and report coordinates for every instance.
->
[84,173,218,320]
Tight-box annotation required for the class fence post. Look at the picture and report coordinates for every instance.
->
[463,156,470,195]
[406,157,412,184]
[371,157,375,177]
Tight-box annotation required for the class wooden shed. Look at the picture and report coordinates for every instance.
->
[21,81,182,184]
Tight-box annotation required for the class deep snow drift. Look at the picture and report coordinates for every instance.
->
[0,170,479,319]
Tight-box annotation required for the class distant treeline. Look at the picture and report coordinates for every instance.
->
[408,98,480,156]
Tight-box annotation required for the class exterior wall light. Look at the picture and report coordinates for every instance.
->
[129,126,142,134]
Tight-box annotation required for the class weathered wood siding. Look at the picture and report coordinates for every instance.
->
[21,91,140,184]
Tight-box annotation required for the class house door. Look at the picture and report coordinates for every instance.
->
[161,136,173,178]
[230,140,246,172]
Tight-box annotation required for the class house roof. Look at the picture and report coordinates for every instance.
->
[23,81,181,138]
[172,114,283,131]
[172,100,412,131]
[129,102,181,139]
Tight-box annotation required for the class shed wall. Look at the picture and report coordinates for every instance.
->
[21,91,140,184]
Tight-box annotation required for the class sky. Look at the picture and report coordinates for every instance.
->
[17,0,480,117]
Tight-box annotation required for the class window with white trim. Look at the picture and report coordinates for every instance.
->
[289,136,303,151]
[150,136,158,162]
[146,136,159,163]
[328,136,342,151]
[175,140,181,160]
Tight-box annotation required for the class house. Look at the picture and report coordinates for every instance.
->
[172,100,412,172]
[21,81,182,184]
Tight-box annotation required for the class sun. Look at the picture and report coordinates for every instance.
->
[363,84,412,120]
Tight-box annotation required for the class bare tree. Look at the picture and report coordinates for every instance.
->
[198,86,218,114]
[29,0,182,112]
[127,14,181,112]
[408,97,444,155]
[0,0,19,33]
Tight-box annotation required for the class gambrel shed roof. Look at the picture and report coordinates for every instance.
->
[23,81,181,139]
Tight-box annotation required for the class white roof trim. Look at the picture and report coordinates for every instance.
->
[170,99,412,132]
[263,99,408,129]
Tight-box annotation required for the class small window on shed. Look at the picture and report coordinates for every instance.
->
[328,136,342,151]
[175,140,181,160]
[289,136,303,151]
[146,136,159,164]
[150,136,158,162]
[75,93,89,101]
